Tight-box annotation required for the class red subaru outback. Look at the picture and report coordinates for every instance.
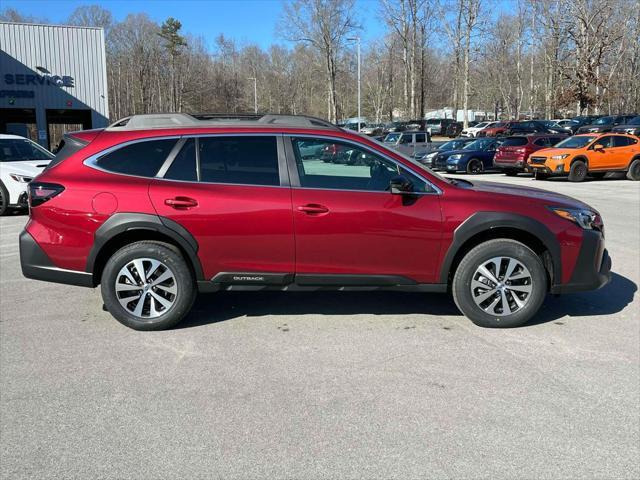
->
[20,113,611,330]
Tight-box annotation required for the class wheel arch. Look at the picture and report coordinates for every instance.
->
[440,212,559,289]
[87,213,204,286]
[571,155,589,166]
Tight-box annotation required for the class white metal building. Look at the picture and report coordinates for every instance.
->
[0,22,109,149]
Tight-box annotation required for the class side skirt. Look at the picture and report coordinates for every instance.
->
[198,273,447,294]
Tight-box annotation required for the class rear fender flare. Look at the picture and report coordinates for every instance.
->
[86,213,204,280]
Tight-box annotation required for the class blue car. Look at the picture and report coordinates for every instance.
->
[433,137,503,173]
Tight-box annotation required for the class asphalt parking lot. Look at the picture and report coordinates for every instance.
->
[1,174,638,479]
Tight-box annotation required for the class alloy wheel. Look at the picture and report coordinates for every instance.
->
[115,258,177,318]
[470,256,533,316]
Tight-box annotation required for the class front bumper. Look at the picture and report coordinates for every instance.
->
[494,159,526,170]
[20,230,94,287]
[551,230,611,294]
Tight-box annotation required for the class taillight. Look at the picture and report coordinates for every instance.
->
[29,182,65,207]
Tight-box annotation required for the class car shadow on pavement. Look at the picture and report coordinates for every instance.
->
[178,272,636,329]
[525,272,637,326]
[178,291,463,329]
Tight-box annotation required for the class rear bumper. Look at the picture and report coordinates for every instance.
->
[20,230,94,287]
[551,230,611,294]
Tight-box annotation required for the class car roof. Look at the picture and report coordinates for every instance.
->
[0,134,29,140]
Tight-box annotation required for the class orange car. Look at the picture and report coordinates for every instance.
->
[527,133,640,182]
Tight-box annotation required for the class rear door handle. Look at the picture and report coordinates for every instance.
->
[297,204,329,215]
[165,196,198,209]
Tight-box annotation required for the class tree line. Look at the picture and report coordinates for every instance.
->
[2,0,639,127]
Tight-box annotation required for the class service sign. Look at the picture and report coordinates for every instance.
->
[4,73,75,88]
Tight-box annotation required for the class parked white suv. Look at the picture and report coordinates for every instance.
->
[461,121,497,138]
[0,134,53,215]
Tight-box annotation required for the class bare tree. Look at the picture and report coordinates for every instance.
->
[281,0,358,122]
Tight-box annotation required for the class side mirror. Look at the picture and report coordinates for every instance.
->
[594,144,605,151]
[390,175,414,194]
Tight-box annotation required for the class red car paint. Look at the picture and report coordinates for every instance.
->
[24,124,602,292]
[493,135,565,172]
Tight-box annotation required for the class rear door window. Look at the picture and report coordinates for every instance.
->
[502,137,528,147]
[163,139,197,181]
[612,136,632,147]
[198,136,280,186]
[95,139,177,177]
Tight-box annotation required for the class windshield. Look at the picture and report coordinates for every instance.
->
[426,119,440,124]
[0,138,53,162]
[593,117,614,125]
[464,138,494,150]
[384,133,401,143]
[474,122,487,129]
[554,136,597,149]
[440,139,470,150]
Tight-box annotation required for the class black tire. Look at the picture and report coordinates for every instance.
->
[504,169,518,177]
[466,158,483,174]
[534,170,550,180]
[101,241,196,331]
[568,160,588,182]
[0,182,8,216]
[452,239,548,328]
[627,158,640,181]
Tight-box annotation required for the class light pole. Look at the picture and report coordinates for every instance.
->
[347,36,361,132]
[248,77,257,113]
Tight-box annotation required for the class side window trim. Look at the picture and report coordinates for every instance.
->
[282,135,441,195]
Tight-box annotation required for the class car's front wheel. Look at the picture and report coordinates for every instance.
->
[568,160,588,182]
[466,158,483,174]
[452,239,547,328]
[101,241,196,330]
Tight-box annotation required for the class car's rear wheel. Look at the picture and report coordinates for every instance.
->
[0,182,8,216]
[101,241,196,331]
[534,170,549,180]
[627,159,640,181]
[452,239,547,328]
[568,160,588,182]
[467,158,483,174]
[504,169,518,176]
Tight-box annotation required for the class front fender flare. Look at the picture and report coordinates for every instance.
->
[439,211,561,285]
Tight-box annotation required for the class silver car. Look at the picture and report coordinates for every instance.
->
[383,131,431,156]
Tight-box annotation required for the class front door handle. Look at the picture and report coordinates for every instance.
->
[165,196,198,209]
[297,204,329,215]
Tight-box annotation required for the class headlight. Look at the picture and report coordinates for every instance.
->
[551,154,569,160]
[9,173,33,183]
[549,206,600,230]
[449,154,462,161]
